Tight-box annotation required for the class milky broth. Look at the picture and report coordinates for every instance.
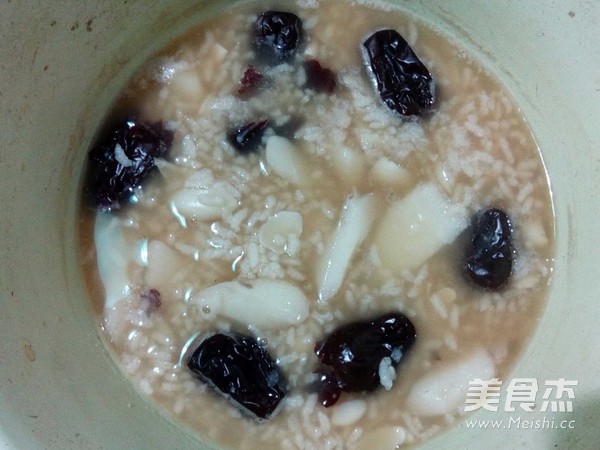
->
[79,1,554,448]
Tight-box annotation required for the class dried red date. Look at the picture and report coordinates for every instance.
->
[303,59,336,93]
[238,66,264,96]
[315,369,341,408]
[187,332,286,419]
[228,120,269,153]
[254,11,303,64]
[314,312,416,407]
[363,29,435,116]
[87,119,173,211]
[465,208,514,290]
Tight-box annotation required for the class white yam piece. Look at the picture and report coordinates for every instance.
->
[331,146,367,187]
[171,70,202,98]
[258,211,303,254]
[406,348,495,416]
[374,183,468,272]
[94,212,131,309]
[265,136,309,186]
[209,43,228,63]
[353,426,406,450]
[317,194,379,302]
[170,171,240,221]
[369,157,410,189]
[144,240,183,293]
[331,400,367,427]
[193,279,309,329]
[154,157,183,177]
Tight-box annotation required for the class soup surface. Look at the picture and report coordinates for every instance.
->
[80,1,555,448]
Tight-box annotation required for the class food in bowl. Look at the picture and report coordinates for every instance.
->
[78,0,555,448]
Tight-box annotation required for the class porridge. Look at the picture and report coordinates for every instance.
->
[78,1,555,449]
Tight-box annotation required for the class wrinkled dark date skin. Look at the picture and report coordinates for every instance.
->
[254,11,303,64]
[187,332,286,419]
[363,29,435,116]
[87,119,173,211]
[303,59,336,93]
[228,120,269,154]
[237,65,264,96]
[314,312,416,407]
[465,208,515,290]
